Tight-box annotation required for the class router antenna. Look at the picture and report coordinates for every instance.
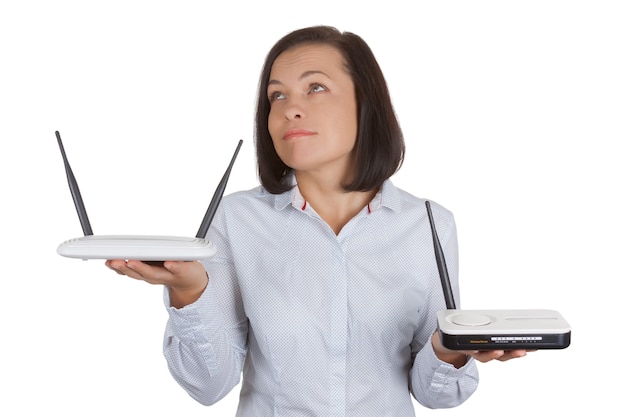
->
[425,200,456,309]
[56,131,94,236]
[196,139,243,238]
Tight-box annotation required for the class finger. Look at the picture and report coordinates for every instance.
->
[161,260,196,275]
[125,260,176,285]
[471,350,505,363]
[105,260,126,275]
[497,350,529,361]
[161,260,207,284]
[105,259,135,276]
[106,260,158,282]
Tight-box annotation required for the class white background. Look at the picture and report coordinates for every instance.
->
[1,0,624,415]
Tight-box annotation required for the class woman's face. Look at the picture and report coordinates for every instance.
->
[267,43,358,179]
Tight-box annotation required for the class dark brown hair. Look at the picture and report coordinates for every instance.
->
[255,26,405,194]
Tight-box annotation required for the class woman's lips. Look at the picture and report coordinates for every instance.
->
[283,129,315,140]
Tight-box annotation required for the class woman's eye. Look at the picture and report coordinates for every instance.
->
[309,83,326,93]
[269,91,285,102]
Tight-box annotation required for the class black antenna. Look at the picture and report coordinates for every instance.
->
[56,131,94,236]
[196,139,243,238]
[425,200,456,309]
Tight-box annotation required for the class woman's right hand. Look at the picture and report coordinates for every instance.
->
[105,260,209,308]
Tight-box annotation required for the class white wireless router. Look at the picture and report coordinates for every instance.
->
[55,131,242,263]
[425,201,571,350]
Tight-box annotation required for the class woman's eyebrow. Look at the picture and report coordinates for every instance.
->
[298,70,330,80]
[268,70,331,87]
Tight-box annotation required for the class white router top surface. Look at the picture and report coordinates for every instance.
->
[438,309,571,335]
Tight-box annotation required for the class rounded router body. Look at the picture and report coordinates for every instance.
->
[57,235,217,261]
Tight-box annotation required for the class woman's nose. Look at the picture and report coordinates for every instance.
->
[284,101,304,120]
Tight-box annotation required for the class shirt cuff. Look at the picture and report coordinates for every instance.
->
[422,333,477,388]
[163,280,225,342]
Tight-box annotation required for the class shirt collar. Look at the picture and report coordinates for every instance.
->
[270,176,403,213]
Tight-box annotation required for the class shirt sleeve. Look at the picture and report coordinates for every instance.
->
[162,205,248,406]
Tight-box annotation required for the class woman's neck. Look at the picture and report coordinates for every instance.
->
[295,171,378,235]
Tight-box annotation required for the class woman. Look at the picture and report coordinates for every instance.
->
[107,26,527,416]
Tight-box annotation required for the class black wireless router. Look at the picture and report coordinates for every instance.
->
[55,131,242,262]
[425,201,571,350]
